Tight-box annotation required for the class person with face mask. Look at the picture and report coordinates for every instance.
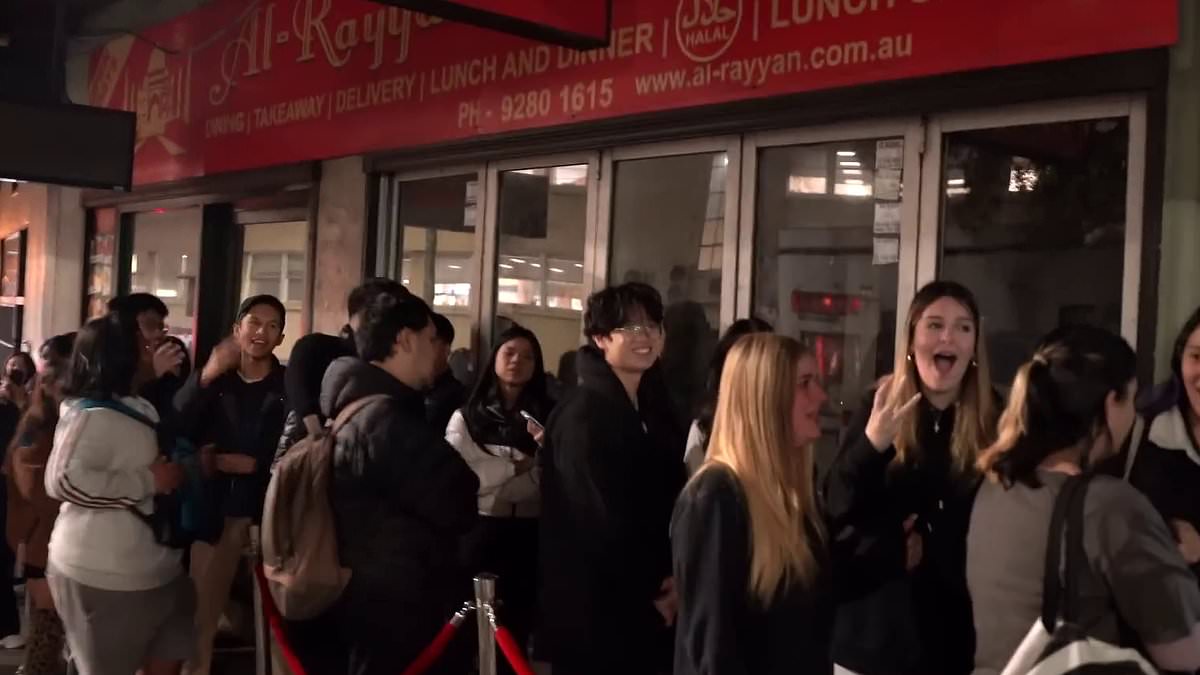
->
[1125,305,1200,577]
[173,295,290,675]
[538,282,688,675]
[825,281,999,675]
[970,325,1200,675]
[446,324,554,671]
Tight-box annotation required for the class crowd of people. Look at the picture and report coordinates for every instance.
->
[0,276,1193,675]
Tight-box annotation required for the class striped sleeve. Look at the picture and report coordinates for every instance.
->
[45,407,155,509]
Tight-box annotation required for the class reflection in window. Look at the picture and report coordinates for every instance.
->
[242,220,309,361]
[131,208,202,351]
[398,175,478,353]
[496,164,588,382]
[940,118,1129,383]
[754,139,903,466]
[610,152,727,418]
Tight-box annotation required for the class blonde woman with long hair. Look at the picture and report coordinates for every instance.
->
[672,333,832,674]
[824,281,999,675]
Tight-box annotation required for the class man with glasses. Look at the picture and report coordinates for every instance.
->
[538,282,687,675]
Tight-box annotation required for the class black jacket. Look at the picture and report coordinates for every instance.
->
[673,466,833,675]
[1128,402,1200,579]
[538,346,687,671]
[425,369,467,436]
[277,330,357,455]
[824,393,980,675]
[320,357,479,612]
[174,359,288,521]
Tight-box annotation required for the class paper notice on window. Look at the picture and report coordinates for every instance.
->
[873,202,902,234]
[874,169,901,201]
[873,237,899,265]
[876,139,904,171]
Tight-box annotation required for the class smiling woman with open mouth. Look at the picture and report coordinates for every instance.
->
[823,280,1000,675]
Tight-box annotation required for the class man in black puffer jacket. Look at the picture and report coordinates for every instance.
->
[321,281,479,675]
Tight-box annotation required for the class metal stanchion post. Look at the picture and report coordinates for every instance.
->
[249,525,271,675]
[474,574,498,675]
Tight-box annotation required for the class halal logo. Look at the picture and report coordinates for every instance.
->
[676,0,742,63]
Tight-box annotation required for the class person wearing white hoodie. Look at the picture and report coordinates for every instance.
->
[44,311,192,675]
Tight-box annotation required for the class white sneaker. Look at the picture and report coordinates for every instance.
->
[1,633,25,649]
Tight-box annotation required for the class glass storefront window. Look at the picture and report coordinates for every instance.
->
[398,174,478,353]
[753,138,904,452]
[130,208,202,352]
[939,118,1129,384]
[496,164,588,382]
[242,220,309,361]
[609,152,727,419]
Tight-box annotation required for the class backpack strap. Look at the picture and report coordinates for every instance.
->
[76,398,159,430]
[329,395,391,435]
[1041,474,1094,631]
[74,398,163,523]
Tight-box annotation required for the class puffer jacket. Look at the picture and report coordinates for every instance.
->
[320,357,479,610]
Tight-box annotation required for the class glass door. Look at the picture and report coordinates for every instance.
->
[388,169,486,367]
[741,120,923,461]
[599,137,740,421]
[483,154,599,392]
[920,97,1147,383]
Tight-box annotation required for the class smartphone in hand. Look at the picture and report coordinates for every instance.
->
[519,410,544,432]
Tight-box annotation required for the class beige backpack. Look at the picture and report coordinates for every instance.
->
[261,395,387,620]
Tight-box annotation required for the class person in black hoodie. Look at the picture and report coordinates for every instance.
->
[1127,304,1200,577]
[321,282,478,675]
[446,324,554,669]
[825,281,999,675]
[277,278,399,454]
[426,312,467,435]
[174,294,289,675]
[538,282,687,675]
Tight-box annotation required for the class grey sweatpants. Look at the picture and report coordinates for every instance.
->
[48,572,195,675]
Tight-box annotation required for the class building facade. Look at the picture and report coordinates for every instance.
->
[4,0,1197,443]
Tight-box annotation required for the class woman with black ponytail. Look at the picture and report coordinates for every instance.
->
[969,325,1200,675]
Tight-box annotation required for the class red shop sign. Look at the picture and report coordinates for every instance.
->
[89,0,1177,186]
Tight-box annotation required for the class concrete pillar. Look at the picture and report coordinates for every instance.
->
[313,157,367,334]
[1156,0,1200,379]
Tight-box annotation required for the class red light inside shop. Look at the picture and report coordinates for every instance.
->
[791,291,866,317]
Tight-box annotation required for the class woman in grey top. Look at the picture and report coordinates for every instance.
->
[969,325,1200,675]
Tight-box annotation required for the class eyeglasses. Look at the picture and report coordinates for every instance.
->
[613,323,663,338]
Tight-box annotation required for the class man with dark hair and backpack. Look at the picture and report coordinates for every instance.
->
[320,284,478,675]
[174,294,290,675]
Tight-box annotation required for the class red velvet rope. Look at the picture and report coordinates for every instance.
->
[399,620,466,675]
[251,564,309,675]
[493,624,536,675]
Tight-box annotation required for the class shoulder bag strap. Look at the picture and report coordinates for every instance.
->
[329,394,391,435]
[1041,474,1096,630]
[76,398,159,430]
[1122,416,1149,481]
[75,398,165,523]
